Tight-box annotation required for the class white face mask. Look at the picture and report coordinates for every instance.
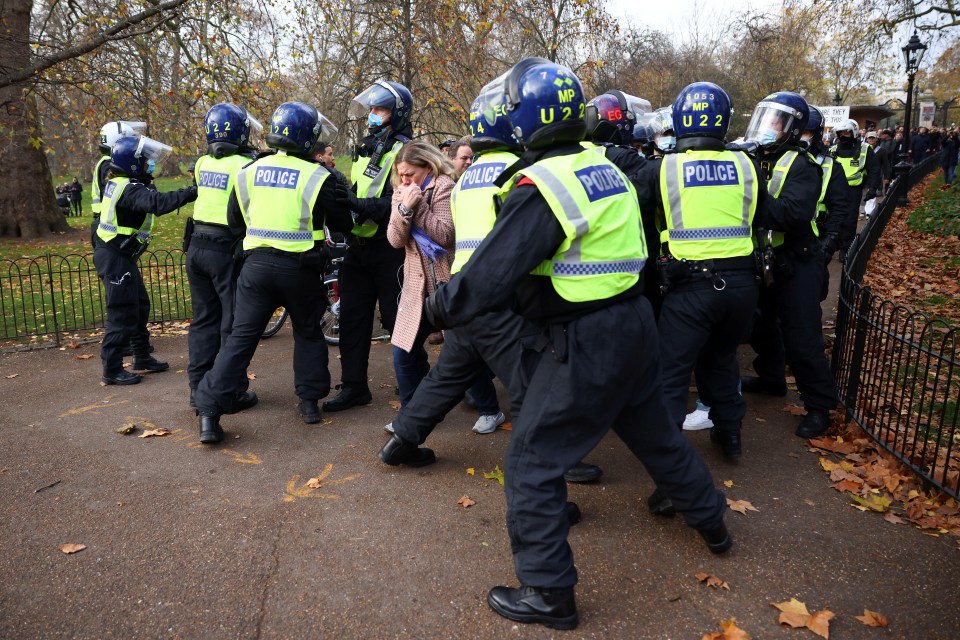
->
[755,129,780,147]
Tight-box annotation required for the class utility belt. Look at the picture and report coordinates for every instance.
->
[105,233,149,260]
[186,220,236,253]
[762,235,820,282]
[657,254,758,294]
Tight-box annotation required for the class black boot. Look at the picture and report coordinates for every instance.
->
[697,521,733,555]
[379,435,436,467]
[565,501,582,526]
[102,370,142,385]
[739,375,787,397]
[709,428,743,461]
[199,415,224,444]
[225,391,258,414]
[487,586,578,630]
[297,399,321,424]
[795,409,830,438]
[322,385,372,412]
[563,461,603,483]
[647,488,676,516]
[132,356,169,373]
[189,388,196,408]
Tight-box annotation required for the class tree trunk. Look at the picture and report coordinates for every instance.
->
[0,0,68,238]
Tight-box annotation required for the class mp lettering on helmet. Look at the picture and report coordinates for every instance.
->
[682,160,739,187]
[254,167,300,189]
[198,170,230,190]
[459,162,507,190]
[574,165,628,202]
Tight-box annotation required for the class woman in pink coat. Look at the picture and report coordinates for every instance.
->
[386,141,456,414]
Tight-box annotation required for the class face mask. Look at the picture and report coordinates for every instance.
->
[657,136,676,151]
[755,128,780,147]
[145,159,156,175]
[801,134,813,143]
[367,112,384,128]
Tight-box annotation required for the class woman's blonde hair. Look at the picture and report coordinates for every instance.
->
[390,140,456,187]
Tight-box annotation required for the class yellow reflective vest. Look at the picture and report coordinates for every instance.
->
[829,141,870,187]
[91,155,111,215]
[450,151,518,274]
[97,176,154,244]
[765,150,819,247]
[658,149,758,260]
[235,152,329,253]
[350,139,405,237]
[193,154,250,226]
[510,150,646,302]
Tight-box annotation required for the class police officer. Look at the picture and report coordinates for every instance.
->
[631,112,659,159]
[411,59,731,630]
[803,106,853,282]
[831,118,880,259]
[92,121,146,248]
[650,107,677,158]
[645,83,765,465]
[323,81,413,413]
[185,103,262,410]
[95,136,197,385]
[741,92,838,438]
[193,103,354,442]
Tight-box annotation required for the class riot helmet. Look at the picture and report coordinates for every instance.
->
[652,107,676,152]
[99,121,147,154]
[110,136,173,178]
[584,91,651,146]
[468,84,520,153]
[744,92,809,151]
[265,102,337,156]
[803,105,825,151]
[673,82,731,140]
[204,103,261,147]
[351,81,414,134]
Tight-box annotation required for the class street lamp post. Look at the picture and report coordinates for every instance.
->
[833,92,842,106]
[895,31,928,206]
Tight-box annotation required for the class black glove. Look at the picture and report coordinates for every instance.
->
[820,233,839,261]
[423,290,446,331]
[334,181,365,214]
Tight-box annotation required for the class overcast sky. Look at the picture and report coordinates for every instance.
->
[605,0,780,37]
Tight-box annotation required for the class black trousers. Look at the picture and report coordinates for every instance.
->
[186,236,242,390]
[749,254,837,412]
[658,271,759,434]
[392,310,540,445]
[194,250,330,416]
[335,237,403,388]
[504,296,726,588]
[838,184,863,255]
[93,241,151,374]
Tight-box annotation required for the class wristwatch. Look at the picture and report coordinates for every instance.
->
[398,203,412,219]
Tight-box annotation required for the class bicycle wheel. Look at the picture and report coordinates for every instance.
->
[262,307,288,338]
[322,275,340,345]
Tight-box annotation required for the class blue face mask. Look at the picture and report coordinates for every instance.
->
[657,136,676,151]
[145,159,156,175]
[367,112,384,128]
[755,128,780,147]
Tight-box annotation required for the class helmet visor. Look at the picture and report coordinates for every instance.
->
[246,115,264,136]
[119,121,148,136]
[135,137,173,165]
[350,81,401,118]
[622,93,652,120]
[744,101,801,146]
[317,113,338,141]
[474,71,513,130]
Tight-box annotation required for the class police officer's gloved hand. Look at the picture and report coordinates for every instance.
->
[334,181,366,214]
[423,290,446,331]
[821,233,839,259]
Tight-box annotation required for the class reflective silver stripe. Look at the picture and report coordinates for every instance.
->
[299,165,329,231]
[91,196,101,204]
[236,167,252,228]
[732,152,755,228]
[522,164,588,262]
[364,142,398,197]
[768,151,797,197]
[663,154,684,230]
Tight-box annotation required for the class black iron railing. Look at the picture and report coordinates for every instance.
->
[0,250,191,349]
[832,156,959,499]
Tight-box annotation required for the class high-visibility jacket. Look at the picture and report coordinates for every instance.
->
[193,154,250,226]
[96,177,153,244]
[509,150,646,302]
[766,150,819,247]
[658,149,758,260]
[235,152,329,252]
[830,141,870,187]
[449,151,518,274]
[350,139,405,237]
[91,155,111,215]
[814,154,836,216]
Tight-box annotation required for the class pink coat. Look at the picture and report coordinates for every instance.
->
[387,174,456,352]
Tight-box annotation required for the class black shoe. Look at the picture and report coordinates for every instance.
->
[647,488,676,517]
[795,410,830,438]
[565,501,582,526]
[698,521,733,555]
[563,462,603,483]
[322,385,373,412]
[120,344,154,358]
[709,428,743,461]
[199,415,224,444]
[189,388,196,408]
[132,356,169,373]
[487,586,578,630]
[379,435,436,467]
[225,391,258,415]
[102,370,142,385]
[739,375,787,397]
[297,399,321,424]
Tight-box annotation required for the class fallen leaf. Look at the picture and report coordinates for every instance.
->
[855,609,889,628]
[726,498,759,515]
[65,342,81,349]
[771,598,811,628]
[457,495,476,508]
[755,417,766,422]
[247,372,257,379]
[701,617,751,640]
[484,466,504,486]
[138,428,170,438]
[883,512,906,525]
[806,609,835,639]
[75,354,94,360]
[389,400,401,410]
[808,437,855,454]
[852,493,892,513]
[306,477,323,489]
[783,404,807,416]
[59,543,86,554]
[5,374,18,379]
[499,421,512,431]
[695,572,730,590]
[116,423,136,435]
[831,479,862,493]
[723,480,734,488]
[466,468,475,475]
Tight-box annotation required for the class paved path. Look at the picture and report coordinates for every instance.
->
[1,270,957,639]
